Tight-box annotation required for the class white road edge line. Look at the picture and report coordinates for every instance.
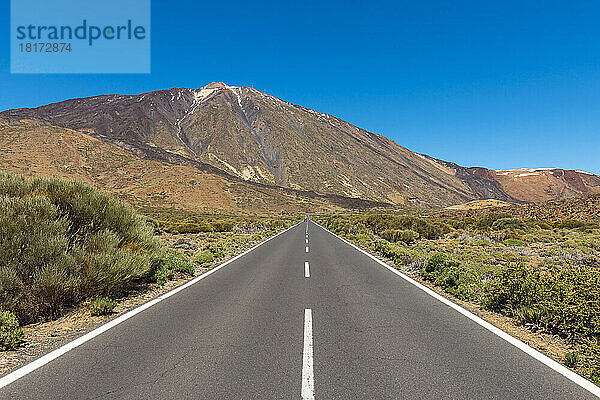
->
[0,221,303,390]
[305,261,310,278]
[302,308,315,400]
[313,222,600,398]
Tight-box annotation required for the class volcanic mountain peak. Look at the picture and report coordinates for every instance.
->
[203,82,233,89]
[1,84,599,207]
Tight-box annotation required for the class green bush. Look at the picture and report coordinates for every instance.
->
[251,233,263,241]
[360,214,448,240]
[380,229,420,244]
[168,221,213,234]
[512,306,547,327]
[0,310,24,350]
[152,253,195,285]
[194,250,215,267]
[476,213,513,229]
[204,243,225,260]
[503,238,527,246]
[212,221,234,232]
[421,253,479,300]
[483,263,600,338]
[482,264,543,313]
[153,264,174,286]
[492,218,526,231]
[0,172,162,323]
[562,220,586,230]
[564,351,579,368]
[89,297,117,316]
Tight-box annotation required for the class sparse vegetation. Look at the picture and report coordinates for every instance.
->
[0,172,164,324]
[194,250,216,267]
[0,172,300,355]
[153,253,196,285]
[139,206,293,235]
[315,203,600,382]
[89,297,118,316]
[0,310,24,350]
[141,206,300,273]
[565,351,580,368]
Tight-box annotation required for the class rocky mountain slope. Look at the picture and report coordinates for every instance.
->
[478,168,600,203]
[2,82,599,206]
[0,119,384,213]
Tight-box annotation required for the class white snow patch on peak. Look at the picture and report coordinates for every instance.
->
[232,88,244,111]
[514,172,540,177]
[497,167,556,174]
[192,88,216,102]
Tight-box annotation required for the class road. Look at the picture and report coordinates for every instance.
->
[0,220,598,399]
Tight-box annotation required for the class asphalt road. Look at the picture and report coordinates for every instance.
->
[1,220,598,399]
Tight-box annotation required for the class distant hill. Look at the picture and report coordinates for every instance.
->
[2,82,599,207]
[439,194,600,223]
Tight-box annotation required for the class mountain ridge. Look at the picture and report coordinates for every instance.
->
[0,118,389,212]
[2,82,599,207]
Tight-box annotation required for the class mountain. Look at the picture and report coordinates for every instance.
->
[426,156,600,204]
[0,119,385,213]
[2,82,599,207]
[474,167,600,203]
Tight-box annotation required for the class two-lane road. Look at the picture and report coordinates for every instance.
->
[1,221,598,399]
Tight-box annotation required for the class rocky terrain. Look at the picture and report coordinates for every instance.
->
[2,82,599,207]
[0,119,384,213]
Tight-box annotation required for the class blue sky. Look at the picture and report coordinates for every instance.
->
[1,1,599,173]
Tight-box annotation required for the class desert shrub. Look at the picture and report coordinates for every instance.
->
[251,233,263,241]
[0,310,24,351]
[503,238,527,247]
[512,306,548,327]
[144,217,162,234]
[152,253,195,285]
[89,297,117,316]
[476,212,513,230]
[482,264,543,313]
[363,214,388,232]
[361,214,448,240]
[204,242,225,260]
[483,263,600,338]
[564,351,579,368]
[321,216,354,235]
[0,172,162,323]
[153,264,174,286]
[380,229,420,244]
[422,253,480,300]
[212,221,234,232]
[445,218,467,230]
[194,250,215,267]
[492,218,526,231]
[169,221,213,234]
[398,229,420,244]
[393,216,449,239]
[562,220,586,230]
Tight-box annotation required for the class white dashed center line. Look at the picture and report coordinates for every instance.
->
[304,261,310,278]
[302,309,314,400]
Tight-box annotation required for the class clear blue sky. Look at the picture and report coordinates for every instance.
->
[1,1,599,173]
